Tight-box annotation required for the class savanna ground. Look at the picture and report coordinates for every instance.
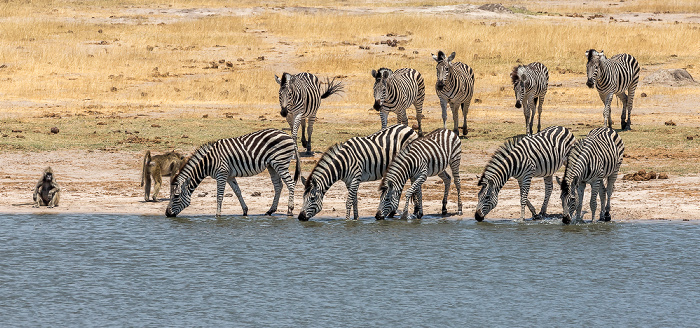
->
[1,0,699,221]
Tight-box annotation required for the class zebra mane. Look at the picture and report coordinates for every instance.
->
[305,143,346,190]
[562,139,583,188]
[171,141,216,181]
[480,135,524,183]
[586,49,597,62]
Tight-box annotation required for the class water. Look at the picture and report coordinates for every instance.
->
[1,214,698,327]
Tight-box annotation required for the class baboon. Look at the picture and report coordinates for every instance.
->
[33,167,61,208]
[141,150,185,202]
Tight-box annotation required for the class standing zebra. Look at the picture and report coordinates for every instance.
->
[585,49,640,130]
[371,68,425,135]
[165,129,300,217]
[559,127,624,224]
[298,124,418,221]
[375,128,462,220]
[432,50,475,137]
[275,72,344,154]
[511,62,549,135]
[475,126,575,222]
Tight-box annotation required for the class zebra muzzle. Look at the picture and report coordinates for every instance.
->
[474,210,484,222]
[586,79,595,88]
[297,211,309,221]
[436,82,445,90]
[375,211,385,220]
[515,101,522,109]
[373,100,382,111]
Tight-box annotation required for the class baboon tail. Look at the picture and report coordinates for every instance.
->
[320,77,344,99]
[141,150,151,187]
[293,146,301,183]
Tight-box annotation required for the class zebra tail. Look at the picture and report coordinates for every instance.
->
[141,150,151,187]
[321,77,344,99]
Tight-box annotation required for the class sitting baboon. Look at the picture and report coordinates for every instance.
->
[33,166,61,208]
[141,150,185,202]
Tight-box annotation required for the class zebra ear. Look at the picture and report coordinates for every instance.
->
[599,50,605,58]
[431,53,439,62]
[371,69,378,79]
[447,52,456,62]
[274,74,281,85]
[300,175,307,186]
[555,176,562,186]
[381,69,390,79]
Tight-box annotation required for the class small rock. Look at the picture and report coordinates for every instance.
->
[224,193,233,197]
[641,92,647,97]
[202,114,209,118]
[197,192,208,197]
[181,135,189,138]
[50,127,59,134]
[687,136,694,140]
[110,87,117,92]
[251,191,261,197]
[151,124,161,128]
[97,122,106,125]
[12,129,22,133]
[665,120,676,126]
[657,173,668,179]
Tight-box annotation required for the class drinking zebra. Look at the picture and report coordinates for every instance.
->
[432,50,475,137]
[475,126,575,222]
[559,127,624,224]
[298,124,419,221]
[275,72,344,154]
[165,129,300,217]
[585,49,640,130]
[371,67,425,135]
[375,128,462,220]
[511,62,549,135]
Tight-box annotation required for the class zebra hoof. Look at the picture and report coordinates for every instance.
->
[533,214,543,220]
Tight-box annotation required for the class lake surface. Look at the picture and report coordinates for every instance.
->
[1,214,698,327]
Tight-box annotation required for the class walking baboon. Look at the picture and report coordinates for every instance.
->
[141,150,185,202]
[33,166,61,208]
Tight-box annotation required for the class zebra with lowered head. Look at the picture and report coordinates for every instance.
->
[432,50,475,137]
[371,67,425,135]
[165,129,300,217]
[275,72,344,154]
[298,124,419,221]
[475,126,575,222]
[511,62,549,135]
[375,128,462,220]
[585,49,640,130]
[559,127,624,224]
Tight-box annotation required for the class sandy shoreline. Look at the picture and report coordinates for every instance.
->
[1,150,698,222]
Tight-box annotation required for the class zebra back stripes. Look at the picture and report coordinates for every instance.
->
[511,62,549,135]
[560,127,624,224]
[165,129,300,217]
[585,49,640,130]
[475,125,575,221]
[376,128,462,220]
[432,50,475,136]
[371,68,425,133]
[275,72,344,153]
[298,124,418,220]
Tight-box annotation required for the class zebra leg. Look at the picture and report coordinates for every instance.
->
[271,161,296,216]
[215,176,228,217]
[625,82,637,131]
[602,92,614,129]
[537,175,553,219]
[300,118,307,149]
[266,166,283,215]
[523,99,532,135]
[306,117,316,153]
[380,110,389,129]
[401,174,427,219]
[451,158,462,215]
[461,102,470,136]
[598,181,607,221]
[618,92,629,131]
[537,96,544,133]
[412,187,424,219]
[517,178,537,221]
[345,176,361,220]
[603,173,618,221]
[291,114,303,147]
[575,183,586,223]
[227,176,248,216]
[450,102,460,135]
[439,97,448,130]
[438,171,451,216]
[589,179,601,222]
[397,107,409,126]
[414,98,424,135]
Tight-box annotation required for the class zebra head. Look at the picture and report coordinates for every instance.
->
[511,66,527,109]
[558,177,578,224]
[585,49,604,89]
[165,174,192,217]
[432,51,456,91]
[371,68,392,110]
[298,179,325,221]
[475,175,499,222]
[375,181,401,220]
[275,73,294,117]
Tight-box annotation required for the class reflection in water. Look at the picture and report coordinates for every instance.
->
[0,214,698,326]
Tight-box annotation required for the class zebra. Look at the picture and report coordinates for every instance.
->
[585,49,640,131]
[475,126,575,222]
[165,129,300,217]
[511,62,549,135]
[298,124,419,221]
[431,50,475,137]
[375,128,462,220]
[558,127,624,224]
[274,72,344,154]
[371,67,425,135]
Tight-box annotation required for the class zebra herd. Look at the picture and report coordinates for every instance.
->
[165,49,638,224]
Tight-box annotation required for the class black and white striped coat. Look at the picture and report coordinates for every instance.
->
[165,129,300,217]
[371,68,425,134]
[432,51,475,137]
[585,49,640,130]
[511,62,549,135]
[275,72,343,153]
[375,128,462,220]
[298,124,418,221]
[475,126,575,222]
[559,127,624,224]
